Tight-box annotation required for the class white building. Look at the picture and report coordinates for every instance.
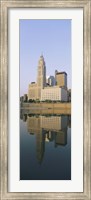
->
[41,86,67,101]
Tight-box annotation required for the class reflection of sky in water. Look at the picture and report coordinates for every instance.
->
[20,114,71,180]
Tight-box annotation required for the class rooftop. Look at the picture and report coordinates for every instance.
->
[56,72,67,75]
[43,86,63,89]
[31,82,35,84]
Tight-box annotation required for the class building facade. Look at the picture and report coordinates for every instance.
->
[55,71,67,89]
[28,82,38,100]
[41,86,67,101]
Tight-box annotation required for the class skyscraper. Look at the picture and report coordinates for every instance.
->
[28,56,68,101]
[37,55,46,99]
[55,71,67,89]
[47,76,55,86]
[28,55,46,100]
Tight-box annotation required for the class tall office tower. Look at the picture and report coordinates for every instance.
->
[48,76,56,86]
[37,55,46,99]
[55,70,67,89]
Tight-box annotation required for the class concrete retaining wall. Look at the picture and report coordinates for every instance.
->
[21,102,71,115]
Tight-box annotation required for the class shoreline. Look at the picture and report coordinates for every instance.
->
[20,102,71,115]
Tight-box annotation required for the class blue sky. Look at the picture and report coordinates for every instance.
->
[20,19,71,96]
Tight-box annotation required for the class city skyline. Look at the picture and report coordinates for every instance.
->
[20,19,71,96]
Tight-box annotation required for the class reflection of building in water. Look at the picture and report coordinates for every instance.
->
[23,114,27,122]
[45,131,55,142]
[40,116,67,130]
[36,129,45,164]
[55,129,67,146]
[20,110,23,120]
[68,115,71,128]
[20,110,27,122]
[27,116,41,134]
[27,116,45,163]
[23,114,69,163]
[47,131,54,141]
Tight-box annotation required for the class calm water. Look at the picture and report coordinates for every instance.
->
[20,111,71,180]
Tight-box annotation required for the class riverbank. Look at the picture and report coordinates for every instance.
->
[21,102,71,115]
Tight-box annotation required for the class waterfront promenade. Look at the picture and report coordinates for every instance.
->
[21,102,71,115]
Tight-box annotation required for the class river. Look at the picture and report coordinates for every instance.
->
[20,112,71,180]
